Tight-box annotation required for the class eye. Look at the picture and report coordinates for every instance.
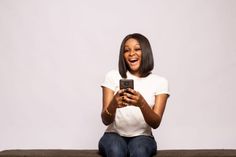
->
[124,48,129,53]
[134,48,142,51]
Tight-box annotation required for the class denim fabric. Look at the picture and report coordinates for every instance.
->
[98,132,157,157]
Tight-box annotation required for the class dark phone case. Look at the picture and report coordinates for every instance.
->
[120,79,134,89]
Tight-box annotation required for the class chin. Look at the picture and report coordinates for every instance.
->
[130,65,140,71]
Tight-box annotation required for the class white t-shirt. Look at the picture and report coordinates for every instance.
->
[101,70,169,137]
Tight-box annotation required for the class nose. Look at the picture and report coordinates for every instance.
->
[129,49,135,56]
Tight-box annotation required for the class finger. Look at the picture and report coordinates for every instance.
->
[127,99,136,105]
[123,102,128,106]
[120,89,127,96]
[124,92,137,101]
[117,101,123,108]
[118,102,128,108]
[126,93,133,99]
[117,90,123,96]
[120,96,125,102]
[118,96,126,106]
[123,95,131,104]
[126,88,136,95]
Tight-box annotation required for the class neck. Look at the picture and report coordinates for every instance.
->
[129,70,141,77]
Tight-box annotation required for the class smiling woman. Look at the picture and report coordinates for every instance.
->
[98,33,170,157]
[123,38,142,76]
[119,33,154,78]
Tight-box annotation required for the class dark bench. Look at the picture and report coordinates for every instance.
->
[1,149,236,157]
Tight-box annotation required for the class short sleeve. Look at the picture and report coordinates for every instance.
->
[101,70,120,91]
[155,77,170,96]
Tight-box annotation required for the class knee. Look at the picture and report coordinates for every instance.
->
[107,144,127,157]
[98,133,128,157]
[131,147,146,156]
[130,147,154,157]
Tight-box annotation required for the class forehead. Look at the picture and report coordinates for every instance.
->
[125,38,140,46]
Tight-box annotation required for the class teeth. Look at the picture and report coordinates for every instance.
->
[129,59,138,62]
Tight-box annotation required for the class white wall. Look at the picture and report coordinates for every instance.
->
[0,0,235,150]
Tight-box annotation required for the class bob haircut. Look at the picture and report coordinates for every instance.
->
[118,33,154,78]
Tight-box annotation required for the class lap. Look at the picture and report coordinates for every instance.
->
[98,133,128,157]
[128,135,157,157]
[98,132,157,157]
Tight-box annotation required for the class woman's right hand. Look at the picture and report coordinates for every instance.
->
[101,87,127,125]
[113,89,128,108]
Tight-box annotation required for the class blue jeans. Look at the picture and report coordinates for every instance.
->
[98,132,157,157]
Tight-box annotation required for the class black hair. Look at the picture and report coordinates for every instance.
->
[118,33,154,78]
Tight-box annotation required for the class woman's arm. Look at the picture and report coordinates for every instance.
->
[123,89,169,129]
[101,87,127,125]
[140,94,169,129]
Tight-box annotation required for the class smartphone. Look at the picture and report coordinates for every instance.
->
[120,79,134,90]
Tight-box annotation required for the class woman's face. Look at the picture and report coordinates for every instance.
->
[124,38,142,76]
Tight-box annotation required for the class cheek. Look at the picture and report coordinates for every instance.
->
[139,54,142,63]
[138,51,142,58]
[123,54,128,61]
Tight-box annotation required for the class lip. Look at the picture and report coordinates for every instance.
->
[128,58,139,62]
[127,58,139,66]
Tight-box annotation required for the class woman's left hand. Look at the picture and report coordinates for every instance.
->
[123,88,144,108]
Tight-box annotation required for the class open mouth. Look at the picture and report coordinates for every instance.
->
[128,58,139,65]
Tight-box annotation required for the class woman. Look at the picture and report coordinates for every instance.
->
[98,33,169,157]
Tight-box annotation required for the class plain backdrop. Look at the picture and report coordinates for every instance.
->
[0,0,236,150]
